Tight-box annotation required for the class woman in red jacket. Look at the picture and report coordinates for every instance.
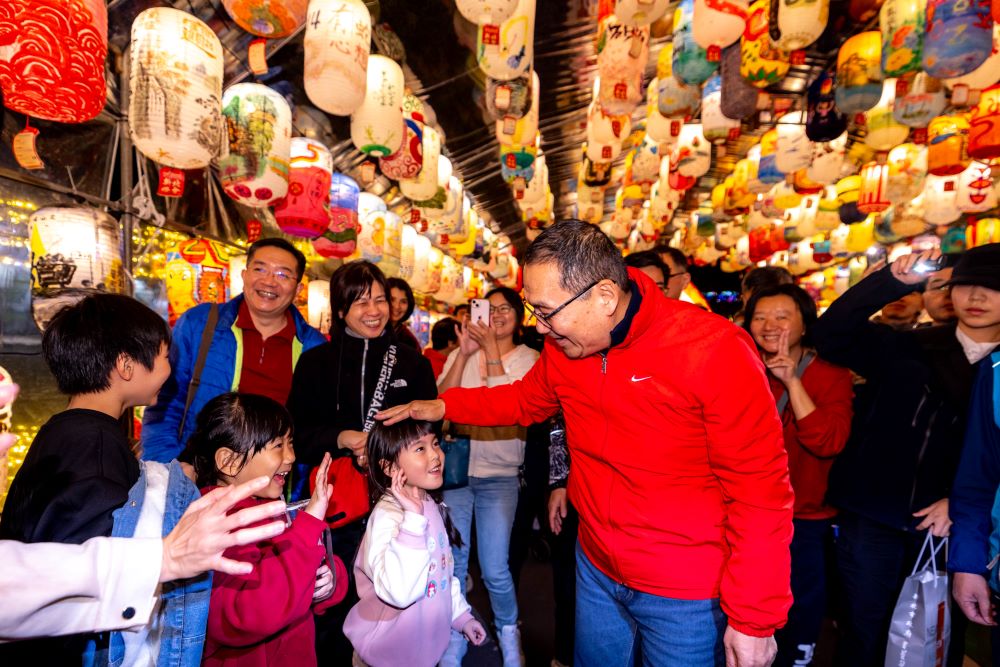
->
[744,284,854,667]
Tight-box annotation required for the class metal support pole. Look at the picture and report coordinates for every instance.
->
[118,45,135,294]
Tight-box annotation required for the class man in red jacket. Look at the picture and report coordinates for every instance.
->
[380,220,794,667]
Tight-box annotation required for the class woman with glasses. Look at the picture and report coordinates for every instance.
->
[436,286,539,667]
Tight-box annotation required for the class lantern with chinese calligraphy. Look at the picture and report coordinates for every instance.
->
[702,74,741,144]
[129,8,223,169]
[456,0,518,24]
[721,44,759,120]
[922,175,961,224]
[673,0,719,85]
[476,0,535,81]
[741,0,789,89]
[858,162,890,214]
[29,207,125,331]
[886,142,927,199]
[806,132,848,185]
[496,71,540,145]
[927,114,971,176]
[313,173,360,258]
[673,123,712,178]
[692,0,748,52]
[806,70,847,142]
[893,74,947,128]
[304,0,370,116]
[351,55,404,157]
[775,0,828,50]
[943,24,1000,93]
[864,79,910,151]
[969,84,1000,160]
[163,238,233,325]
[775,111,812,174]
[0,0,107,123]
[274,137,333,239]
[956,161,997,212]
[596,16,649,116]
[835,31,882,115]
[617,0,671,25]
[880,0,924,77]
[221,0,306,37]
[219,83,291,207]
[922,0,992,79]
[399,126,441,202]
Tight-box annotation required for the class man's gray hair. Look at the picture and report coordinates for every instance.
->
[523,220,629,294]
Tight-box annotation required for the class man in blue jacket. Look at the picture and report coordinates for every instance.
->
[141,238,326,463]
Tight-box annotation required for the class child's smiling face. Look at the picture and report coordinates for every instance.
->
[225,432,296,499]
[394,433,444,492]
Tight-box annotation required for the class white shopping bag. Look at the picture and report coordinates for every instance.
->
[885,533,950,667]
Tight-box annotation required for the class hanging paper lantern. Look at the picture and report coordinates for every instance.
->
[674,123,712,178]
[307,280,331,334]
[357,209,388,264]
[380,94,425,180]
[922,175,961,224]
[645,80,675,145]
[164,238,234,325]
[351,55,404,157]
[436,255,460,303]
[399,126,441,202]
[720,44,758,120]
[858,162,891,214]
[756,129,785,186]
[0,0,107,123]
[793,169,825,195]
[836,175,867,223]
[456,0,518,24]
[816,188,842,230]
[129,8,223,169]
[657,76,701,121]
[702,74,741,144]
[775,0,828,50]
[29,207,124,331]
[835,31,882,115]
[577,181,606,224]
[221,0,306,37]
[864,79,910,151]
[741,0,789,89]
[927,114,971,176]
[410,233,432,292]
[956,161,997,212]
[219,83,292,207]
[586,104,630,162]
[485,74,533,121]
[313,173,360,258]
[969,84,1000,160]
[966,217,1000,247]
[274,137,333,238]
[775,111,812,174]
[893,74,947,128]
[745,144,768,193]
[772,181,803,210]
[673,0,719,85]
[229,254,247,297]
[425,247,444,294]
[943,23,1000,93]
[501,143,538,185]
[496,71,540,145]
[377,212,403,278]
[596,16,649,116]
[886,142,927,200]
[692,0,748,52]
[303,0,370,116]
[806,132,849,185]
[922,0,992,79]
[582,155,613,187]
[806,71,847,142]
[879,0,924,77]
[476,0,535,81]
[730,159,756,207]
[617,0,671,25]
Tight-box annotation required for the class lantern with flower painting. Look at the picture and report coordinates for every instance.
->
[835,31,882,115]
[221,0,306,37]
[673,0,719,85]
[893,74,946,128]
[956,161,997,212]
[692,0,748,53]
[922,0,992,79]
[304,0,371,116]
[864,80,910,151]
[274,138,333,239]
[456,0,518,24]
[969,84,1000,160]
[380,94,425,180]
[399,126,441,202]
[775,0,828,50]
[880,0,924,77]
[702,75,741,144]
[923,175,961,225]
[313,173,360,258]
[943,24,1000,94]
[927,114,971,176]
[858,162,891,214]
[476,0,535,81]
[0,0,107,124]
[741,0,789,89]
[596,16,649,115]
[129,8,223,169]
[351,55,404,158]
[219,83,291,207]
[886,143,927,200]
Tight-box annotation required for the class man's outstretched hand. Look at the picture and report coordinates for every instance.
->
[377,399,447,425]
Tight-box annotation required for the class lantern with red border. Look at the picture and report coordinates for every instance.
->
[274,138,333,239]
[303,0,370,116]
[858,162,891,214]
[969,83,1000,160]
[0,0,107,123]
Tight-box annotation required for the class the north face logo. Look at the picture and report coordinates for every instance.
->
[391,379,408,388]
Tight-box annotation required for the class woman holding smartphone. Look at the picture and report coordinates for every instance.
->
[436,287,539,667]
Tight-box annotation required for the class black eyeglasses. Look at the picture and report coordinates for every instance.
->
[524,280,599,329]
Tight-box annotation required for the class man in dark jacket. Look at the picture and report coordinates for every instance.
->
[813,246,1000,666]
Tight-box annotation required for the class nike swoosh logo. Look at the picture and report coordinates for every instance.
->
[631,375,652,382]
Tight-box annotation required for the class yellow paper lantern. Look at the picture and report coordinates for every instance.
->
[835,31,882,114]
[927,114,971,176]
[741,0,789,89]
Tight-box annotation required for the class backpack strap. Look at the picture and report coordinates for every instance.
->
[177,303,219,440]
[775,350,816,415]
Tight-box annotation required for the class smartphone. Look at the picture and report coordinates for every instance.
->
[470,298,490,326]
[913,256,944,274]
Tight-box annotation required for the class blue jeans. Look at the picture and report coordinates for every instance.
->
[444,476,521,627]
[575,543,726,667]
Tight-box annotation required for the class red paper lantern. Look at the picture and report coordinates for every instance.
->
[858,162,891,214]
[0,0,108,122]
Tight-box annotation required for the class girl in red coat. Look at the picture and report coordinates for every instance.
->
[744,285,854,667]
[181,392,348,667]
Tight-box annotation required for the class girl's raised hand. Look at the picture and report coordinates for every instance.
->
[389,466,423,514]
[313,563,334,603]
[463,618,487,645]
[305,452,333,522]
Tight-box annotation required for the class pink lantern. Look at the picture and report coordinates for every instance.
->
[274,137,333,238]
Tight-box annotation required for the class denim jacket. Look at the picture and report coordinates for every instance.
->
[84,460,211,667]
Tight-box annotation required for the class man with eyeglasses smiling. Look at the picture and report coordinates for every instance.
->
[380,220,794,667]
[142,238,326,463]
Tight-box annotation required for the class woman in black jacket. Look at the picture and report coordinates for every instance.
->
[287,260,437,663]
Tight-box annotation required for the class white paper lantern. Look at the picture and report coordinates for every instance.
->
[377,211,403,277]
[596,15,649,115]
[893,74,947,128]
[129,8,223,169]
[410,232,432,292]
[476,0,535,81]
[616,0,671,25]
[806,132,848,185]
[456,0,518,24]
[229,254,247,296]
[776,0,828,50]
[496,70,539,146]
[307,280,331,333]
[702,74,740,144]
[886,143,927,200]
[518,155,548,207]
[864,79,910,151]
[351,55,404,157]
[437,254,459,302]
[956,162,997,213]
[775,111,812,175]
[219,83,291,207]
[922,175,961,225]
[304,0,371,116]
[399,126,442,202]
[30,207,125,331]
[692,0,748,51]
[674,123,711,178]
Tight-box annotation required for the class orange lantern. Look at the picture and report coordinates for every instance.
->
[858,162,891,214]
[927,114,971,176]
[969,83,1000,161]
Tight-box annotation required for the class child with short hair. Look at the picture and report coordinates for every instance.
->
[0,293,172,664]
[182,392,348,667]
[344,419,487,667]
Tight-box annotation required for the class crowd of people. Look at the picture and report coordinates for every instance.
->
[0,223,999,667]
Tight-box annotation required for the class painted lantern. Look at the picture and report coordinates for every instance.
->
[476,0,535,81]
[927,114,971,176]
[741,0,789,89]
[922,0,992,79]
[313,173,360,259]
[835,31,882,115]
[864,79,910,151]
[596,15,649,115]
[274,137,333,239]
[303,0,371,116]
[219,83,292,207]
[380,94,425,180]
[969,84,1000,160]
[351,55,404,158]
[879,0,924,77]
[673,0,719,85]
[221,0,307,37]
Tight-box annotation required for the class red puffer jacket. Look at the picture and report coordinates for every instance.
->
[443,268,794,637]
